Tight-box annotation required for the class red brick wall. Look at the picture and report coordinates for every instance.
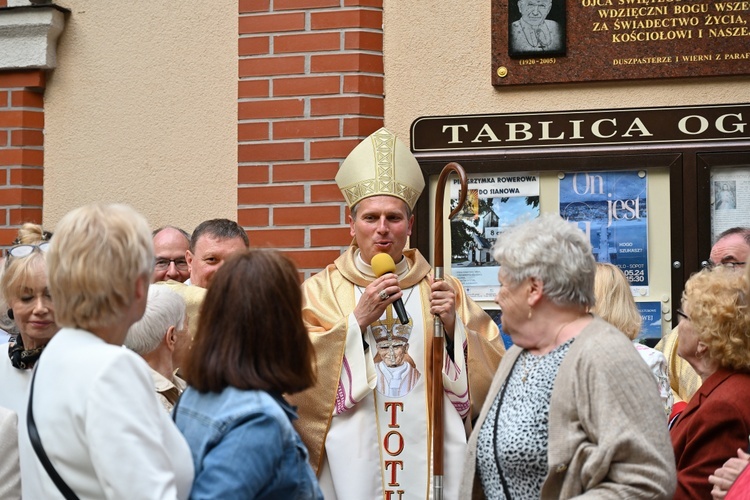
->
[238,0,384,277]
[0,70,45,246]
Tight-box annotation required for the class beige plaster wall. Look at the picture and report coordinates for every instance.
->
[43,0,237,233]
[383,0,750,141]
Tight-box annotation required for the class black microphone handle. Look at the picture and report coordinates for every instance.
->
[393,298,409,325]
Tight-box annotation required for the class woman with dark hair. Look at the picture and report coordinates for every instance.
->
[175,249,322,499]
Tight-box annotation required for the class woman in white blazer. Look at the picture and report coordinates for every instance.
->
[20,203,194,500]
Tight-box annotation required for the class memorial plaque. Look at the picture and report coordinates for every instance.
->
[492,0,750,85]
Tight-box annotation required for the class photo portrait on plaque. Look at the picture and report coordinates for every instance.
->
[508,0,566,58]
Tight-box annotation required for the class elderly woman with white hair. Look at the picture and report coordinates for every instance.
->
[461,214,675,499]
[125,284,189,412]
[20,204,193,499]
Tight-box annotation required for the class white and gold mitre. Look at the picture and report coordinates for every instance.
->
[335,127,425,209]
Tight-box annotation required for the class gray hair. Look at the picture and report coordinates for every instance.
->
[125,284,186,355]
[492,213,596,308]
[152,225,190,241]
[716,226,750,246]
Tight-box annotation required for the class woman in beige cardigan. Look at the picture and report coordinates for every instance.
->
[461,214,675,499]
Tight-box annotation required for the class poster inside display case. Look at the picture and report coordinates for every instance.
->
[560,170,649,295]
[710,166,750,242]
[449,172,540,301]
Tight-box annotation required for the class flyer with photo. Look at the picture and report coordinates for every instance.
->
[559,170,649,295]
[449,172,540,301]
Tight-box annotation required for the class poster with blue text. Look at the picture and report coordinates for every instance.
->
[559,170,649,295]
[636,302,662,343]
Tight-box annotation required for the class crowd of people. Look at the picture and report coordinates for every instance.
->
[0,128,749,499]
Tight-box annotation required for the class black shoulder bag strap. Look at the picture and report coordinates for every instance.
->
[27,362,80,500]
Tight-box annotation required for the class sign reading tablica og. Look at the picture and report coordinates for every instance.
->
[410,103,750,151]
[492,0,750,85]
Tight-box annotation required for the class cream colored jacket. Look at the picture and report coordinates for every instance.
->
[461,316,676,499]
[0,406,21,499]
[655,326,701,404]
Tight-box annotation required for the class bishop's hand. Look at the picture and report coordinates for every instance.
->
[354,273,403,333]
[430,277,456,340]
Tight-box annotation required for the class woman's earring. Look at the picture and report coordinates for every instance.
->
[6,309,13,320]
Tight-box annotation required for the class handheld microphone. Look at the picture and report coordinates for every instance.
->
[371,253,409,325]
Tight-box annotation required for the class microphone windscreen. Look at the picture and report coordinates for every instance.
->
[371,253,396,277]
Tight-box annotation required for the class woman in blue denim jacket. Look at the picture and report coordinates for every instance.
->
[174,250,323,500]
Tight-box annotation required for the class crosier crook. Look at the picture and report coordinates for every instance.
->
[432,162,468,500]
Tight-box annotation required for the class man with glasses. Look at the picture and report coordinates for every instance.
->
[705,227,750,270]
[152,226,191,283]
[657,226,750,421]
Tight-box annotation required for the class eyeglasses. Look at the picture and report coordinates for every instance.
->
[702,260,746,270]
[6,242,50,258]
[676,309,690,322]
[154,258,189,271]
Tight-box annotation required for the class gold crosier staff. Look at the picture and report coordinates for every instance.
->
[432,162,468,500]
